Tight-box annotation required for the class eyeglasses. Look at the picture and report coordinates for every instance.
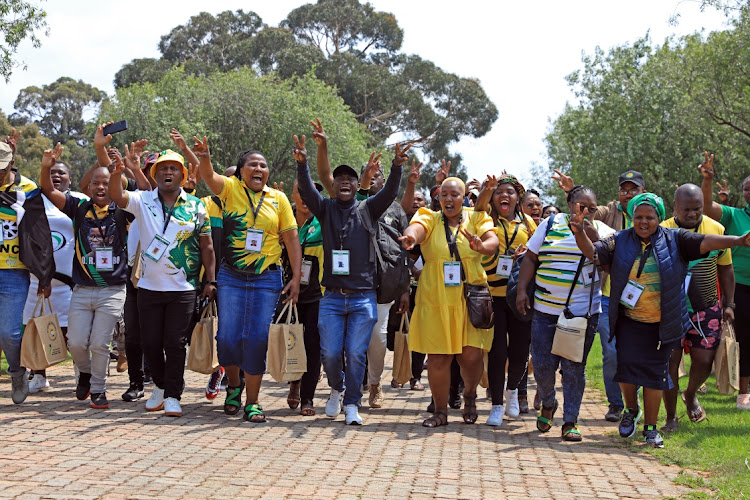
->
[619,188,641,196]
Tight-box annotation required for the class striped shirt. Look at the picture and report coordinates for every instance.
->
[526,215,615,316]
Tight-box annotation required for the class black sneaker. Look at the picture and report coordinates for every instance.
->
[91,392,109,409]
[76,372,92,400]
[122,384,145,402]
[605,404,624,422]
[643,425,664,448]
[619,407,642,438]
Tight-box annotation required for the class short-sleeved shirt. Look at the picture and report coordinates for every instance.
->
[0,174,41,270]
[662,216,732,312]
[124,189,210,292]
[526,215,615,316]
[719,204,750,286]
[482,214,536,297]
[218,176,296,274]
[62,194,132,287]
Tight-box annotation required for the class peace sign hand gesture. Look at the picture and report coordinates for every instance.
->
[293,135,307,163]
[392,142,411,167]
[697,151,715,179]
[192,136,210,159]
[460,227,485,253]
[436,159,450,184]
[551,169,574,192]
[309,118,327,147]
[41,142,64,170]
[5,127,21,153]
[716,179,729,204]
[407,159,423,184]
[569,203,586,234]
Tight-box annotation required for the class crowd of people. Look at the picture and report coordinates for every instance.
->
[1,120,748,448]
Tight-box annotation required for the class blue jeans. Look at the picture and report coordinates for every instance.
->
[531,310,598,423]
[217,265,283,376]
[599,296,623,408]
[318,290,378,406]
[0,269,30,377]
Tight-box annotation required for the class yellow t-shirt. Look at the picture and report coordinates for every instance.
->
[623,241,661,323]
[218,176,296,274]
[482,214,536,297]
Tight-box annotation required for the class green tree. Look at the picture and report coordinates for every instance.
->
[0,0,48,82]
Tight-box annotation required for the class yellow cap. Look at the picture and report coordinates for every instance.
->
[150,149,188,186]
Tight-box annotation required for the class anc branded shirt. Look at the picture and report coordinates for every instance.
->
[218,176,296,274]
[482,214,536,297]
[124,188,210,292]
[62,194,132,287]
[719,204,750,286]
[0,174,41,270]
[623,241,661,323]
[662,216,731,312]
[298,216,324,304]
[526,215,615,317]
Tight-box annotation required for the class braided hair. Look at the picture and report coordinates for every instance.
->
[566,185,596,204]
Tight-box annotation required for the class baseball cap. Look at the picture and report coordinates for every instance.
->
[150,149,188,186]
[332,164,358,180]
[619,170,645,187]
[0,142,13,170]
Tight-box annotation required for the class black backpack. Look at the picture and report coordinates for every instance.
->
[358,200,410,304]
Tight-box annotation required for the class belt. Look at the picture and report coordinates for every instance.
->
[266,264,279,271]
[328,288,360,295]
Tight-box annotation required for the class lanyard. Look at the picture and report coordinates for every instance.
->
[443,215,465,281]
[499,218,520,255]
[158,193,176,236]
[243,187,266,229]
[636,244,652,279]
[300,217,315,252]
[89,203,110,241]
[335,202,358,250]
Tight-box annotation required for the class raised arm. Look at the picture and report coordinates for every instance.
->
[94,122,114,169]
[699,231,750,254]
[474,175,499,212]
[310,118,334,197]
[108,152,129,209]
[568,203,597,261]
[193,135,224,195]
[294,135,324,217]
[401,159,422,213]
[39,143,67,210]
[698,151,723,221]
[124,140,152,191]
[551,169,574,193]
[170,129,200,170]
[366,143,409,219]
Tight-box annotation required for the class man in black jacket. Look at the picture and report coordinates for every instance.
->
[294,135,408,425]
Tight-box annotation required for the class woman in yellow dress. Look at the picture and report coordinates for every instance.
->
[400,177,498,427]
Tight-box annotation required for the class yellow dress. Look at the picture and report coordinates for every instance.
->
[410,207,495,354]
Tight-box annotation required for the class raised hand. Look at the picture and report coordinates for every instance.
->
[123,140,148,171]
[484,174,499,192]
[466,178,480,194]
[273,181,285,191]
[697,151,715,179]
[407,159,423,184]
[5,127,21,153]
[111,149,126,176]
[393,142,411,167]
[192,136,210,159]
[293,135,307,163]
[716,179,729,204]
[361,151,383,186]
[436,159,450,184]
[551,169,574,192]
[170,129,188,151]
[568,203,586,234]
[291,180,301,205]
[185,163,199,190]
[309,118,327,147]
[95,122,114,149]
[41,142,64,169]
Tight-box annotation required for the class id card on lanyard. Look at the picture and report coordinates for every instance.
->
[147,194,177,262]
[443,216,464,287]
[243,188,266,254]
[300,259,313,284]
[619,245,650,308]
[90,204,114,271]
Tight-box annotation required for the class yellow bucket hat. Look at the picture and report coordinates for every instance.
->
[150,149,188,186]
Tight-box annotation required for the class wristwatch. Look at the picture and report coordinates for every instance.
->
[208,281,218,287]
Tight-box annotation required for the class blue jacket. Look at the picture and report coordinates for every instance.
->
[605,227,694,346]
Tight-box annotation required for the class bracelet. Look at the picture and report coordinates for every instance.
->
[208,281,218,287]
[726,302,736,310]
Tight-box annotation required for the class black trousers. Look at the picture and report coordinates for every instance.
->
[297,300,322,404]
[124,270,148,386]
[137,288,196,400]
[736,283,750,378]
[487,296,531,405]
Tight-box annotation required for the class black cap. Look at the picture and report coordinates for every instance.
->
[619,170,645,187]
[332,164,358,180]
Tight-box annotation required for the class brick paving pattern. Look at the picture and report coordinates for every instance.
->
[0,355,687,499]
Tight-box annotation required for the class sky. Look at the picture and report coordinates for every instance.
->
[0,1,730,189]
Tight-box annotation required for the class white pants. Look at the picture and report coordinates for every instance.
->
[366,301,394,386]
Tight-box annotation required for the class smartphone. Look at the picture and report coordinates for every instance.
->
[102,120,128,136]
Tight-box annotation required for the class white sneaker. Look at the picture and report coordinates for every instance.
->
[486,404,505,426]
[737,394,750,410]
[505,388,520,418]
[28,374,50,394]
[164,397,182,417]
[344,404,362,425]
[145,387,165,411]
[325,388,343,417]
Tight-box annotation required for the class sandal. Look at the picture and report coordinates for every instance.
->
[300,402,316,416]
[287,381,301,409]
[224,386,243,416]
[410,378,425,391]
[390,378,402,389]
[243,403,266,423]
[682,393,707,423]
[536,399,558,432]
[422,410,448,428]
[561,422,582,442]
[462,393,478,424]
[533,392,541,411]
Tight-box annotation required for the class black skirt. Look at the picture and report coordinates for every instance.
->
[613,315,679,390]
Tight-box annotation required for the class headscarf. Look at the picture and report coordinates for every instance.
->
[496,174,526,200]
[627,192,666,222]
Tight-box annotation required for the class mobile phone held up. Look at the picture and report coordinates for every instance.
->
[102,120,128,136]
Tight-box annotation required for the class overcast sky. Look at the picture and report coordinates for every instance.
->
[0,1,729,188]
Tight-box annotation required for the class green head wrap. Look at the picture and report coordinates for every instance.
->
[627,193,666,222]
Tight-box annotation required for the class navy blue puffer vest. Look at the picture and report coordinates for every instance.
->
[608,227,689,346]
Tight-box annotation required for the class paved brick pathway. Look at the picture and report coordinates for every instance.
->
[0,356,687,499]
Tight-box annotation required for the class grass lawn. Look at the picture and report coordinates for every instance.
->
[586,334,750,499]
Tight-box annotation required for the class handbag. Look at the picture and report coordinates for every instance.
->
[444,216,494,329]
[392,313,412,386]
[266,302,307,382]
[20,296,67,370]
[186,300,220,374]
[550,257,595,363]
[714,321,739,395]
[506,213,558,322]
